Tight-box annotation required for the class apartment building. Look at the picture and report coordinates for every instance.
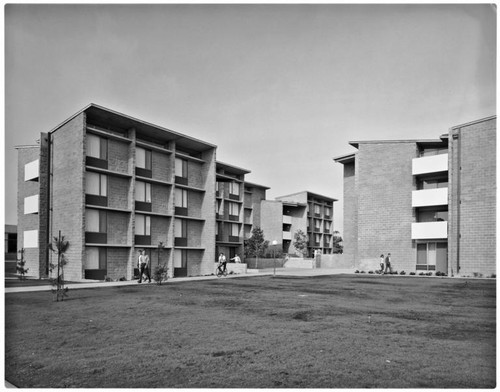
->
[334,116,496,277]
[261,191,337,257]
[17,104,221,281]
[215,163,269,260]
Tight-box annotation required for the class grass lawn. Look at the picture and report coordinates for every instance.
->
[5,274,496,388]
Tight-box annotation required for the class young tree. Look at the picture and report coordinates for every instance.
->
[16,248,29,280]
[48,231,70,302]
[244,227,269,267]
[332,231,344,254]
[293,229,309,257]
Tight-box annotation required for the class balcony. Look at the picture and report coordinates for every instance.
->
[24,160,39,181]
[24,194,39,214]
[283,231,292,240]
[411,221,447,240]
[283,215,292,225]
[412,154,448,176]
[412,188,448,207]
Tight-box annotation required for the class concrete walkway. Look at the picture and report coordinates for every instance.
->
[4,268,354,293]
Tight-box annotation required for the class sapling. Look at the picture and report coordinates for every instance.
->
[48,231,70,302]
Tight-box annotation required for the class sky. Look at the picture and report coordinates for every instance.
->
[3,3,496,235]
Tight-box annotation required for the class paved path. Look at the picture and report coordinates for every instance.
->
[4,268,354,293]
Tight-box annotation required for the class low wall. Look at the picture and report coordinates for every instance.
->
[284,258,314,269]
[214,263,247,274]
[319,254,352,269]
[244,258,286,269]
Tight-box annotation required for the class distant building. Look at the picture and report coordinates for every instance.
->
[261,191,337,257]
[215,162,269,260]
[5,224,17,261]
[334,116,496,276]
[16,104,269,281]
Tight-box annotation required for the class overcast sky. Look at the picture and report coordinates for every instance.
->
[3,3,496,234]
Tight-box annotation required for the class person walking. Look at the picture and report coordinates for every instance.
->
[379,254,385,274]
[138,249,151,283]
[385,253,393,274]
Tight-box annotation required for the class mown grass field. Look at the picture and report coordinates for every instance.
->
[5,274,496,388]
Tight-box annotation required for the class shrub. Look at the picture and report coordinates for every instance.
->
[419,272,425,276]
[391,271,398,275]
[119,277,126,281]
[426,272,433,276]
[368,271,374,274]
[360,271,366,274]
[490,274,496,279]
[105,276,112,282]
[354,270,360,274]
[399,271,406,275]
[409,272,415,276]
[153,265,168,285]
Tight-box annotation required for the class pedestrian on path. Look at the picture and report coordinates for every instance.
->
[138,250,151,283]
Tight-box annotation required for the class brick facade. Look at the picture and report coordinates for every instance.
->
[336,116,496,277]
[448,118,496,276]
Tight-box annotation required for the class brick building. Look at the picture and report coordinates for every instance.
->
[215,162,269,260]
[16,104,269,281]
[334,116,496,277]
[261,191,337,257]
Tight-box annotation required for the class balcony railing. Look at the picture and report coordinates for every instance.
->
[412,188,448,207]
[283,215,292,225]
[411,221,447,240]
[24,159,39,181]
[412,154,448,176]
[283,231,292,240]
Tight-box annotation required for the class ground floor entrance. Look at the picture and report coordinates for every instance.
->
[416,242,447,273]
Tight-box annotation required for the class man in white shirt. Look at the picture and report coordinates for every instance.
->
[138,250,151,283]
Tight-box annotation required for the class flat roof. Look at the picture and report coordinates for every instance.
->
[333,152,356,164]
[50,103,217,153]
[244,181,270,190]
[216,161,251,175]
[348,139,443,149]
[450,115,496,130]
[276,190,337,203]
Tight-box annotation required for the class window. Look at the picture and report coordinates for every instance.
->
[229,182,240,196]
[314,204,321,215]
[85,247,107,270]
[86,134,108,160]
[229,202,239,217]
[175,158,188,178]
[135,181,152,202]
[86,172,107,196]
[324,207,331,217]
[175,219,187,238]
[135,214,151,236]
[314,219,321,230]
[324,221,332,232]
[417,178,448,190]
[136,147,152,170]
[231,223,239,236]
[417,210,448,222]
[174,249,187,268]
[315,233,321,244]
[175,189,188,208]
[86,209,107,232]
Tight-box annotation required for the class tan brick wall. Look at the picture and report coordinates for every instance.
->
[108,139,130,174]
[448,118,496,276]
[356,142,417,272]
[106,248,129,280]
[341,162,357,269]
[16,146,41,278]
[50,114,86,281]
